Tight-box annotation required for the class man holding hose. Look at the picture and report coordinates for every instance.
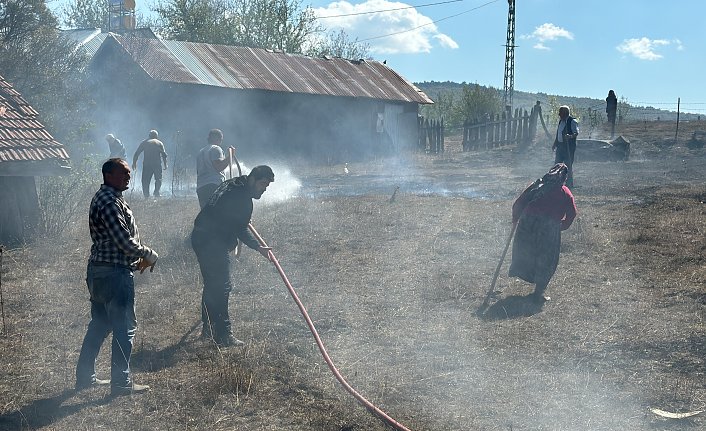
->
[195,129,234,209]
[191,165,274,347]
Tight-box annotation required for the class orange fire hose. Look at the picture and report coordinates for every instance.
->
[247,223,412,431]
[232,151,410,429]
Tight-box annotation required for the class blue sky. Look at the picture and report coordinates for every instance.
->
[49,0,706,114]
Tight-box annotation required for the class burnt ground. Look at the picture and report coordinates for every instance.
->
[0,120,704,430]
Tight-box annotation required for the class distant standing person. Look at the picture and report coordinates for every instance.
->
[509,163,577,305]
[606,90,618,138]
[552,106,579,188]
[191,165,274,347]
[132,130,168,197]
[106,134,126,160]
[76,158,159,396]
[196,129,233,208]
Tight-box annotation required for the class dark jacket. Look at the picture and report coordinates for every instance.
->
[192,176,259,250]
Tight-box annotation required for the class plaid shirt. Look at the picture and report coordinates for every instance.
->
[88,184,155,268]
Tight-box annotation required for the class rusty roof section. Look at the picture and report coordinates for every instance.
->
[0,74,70,164]
[105,34,433,104]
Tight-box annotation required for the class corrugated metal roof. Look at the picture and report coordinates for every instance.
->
[107,34,433,104]
[0,75,70,163]
[61,28,155,60]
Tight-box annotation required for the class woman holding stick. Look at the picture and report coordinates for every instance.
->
[509,163,577,305]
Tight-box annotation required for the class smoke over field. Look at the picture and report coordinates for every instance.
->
[0,122,703,430]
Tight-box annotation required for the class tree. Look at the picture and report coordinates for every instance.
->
[59,0,107,30]
[305,29,370,60]
[153,0,321,53]
[456,83,502,124]
[0,0,89,143]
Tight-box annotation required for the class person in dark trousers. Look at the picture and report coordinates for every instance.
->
[606,90,618,138]
[552,106,579,188]
[76,158,159,396]
[196,129,234,209]
[132,130,168,197]
[509,163,577,305]
[106,134,126,160]
[191,165,274,347]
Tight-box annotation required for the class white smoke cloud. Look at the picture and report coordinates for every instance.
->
[616,37,672,60]
[312,0,458,55]
[521,23,573,50]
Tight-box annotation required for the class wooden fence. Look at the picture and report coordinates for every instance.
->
[462,106,539,151]
[418,117,444,154]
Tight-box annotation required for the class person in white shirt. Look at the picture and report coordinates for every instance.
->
[195,129,234,208]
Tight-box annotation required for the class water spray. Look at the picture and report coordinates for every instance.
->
[231,148,411,429]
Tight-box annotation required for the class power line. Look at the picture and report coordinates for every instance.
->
[357,0,500,43]
[315,0,464,19]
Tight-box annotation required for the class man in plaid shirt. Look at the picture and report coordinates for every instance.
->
[76,158,159,396]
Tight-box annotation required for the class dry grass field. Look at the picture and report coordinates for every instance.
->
[0,120,704,430]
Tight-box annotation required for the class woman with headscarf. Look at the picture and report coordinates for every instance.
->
[508,163,577,304]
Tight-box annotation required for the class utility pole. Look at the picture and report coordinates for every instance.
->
[503,0,516,110]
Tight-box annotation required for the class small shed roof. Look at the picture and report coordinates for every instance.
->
[0,74,70,176]
[98,34,433,104]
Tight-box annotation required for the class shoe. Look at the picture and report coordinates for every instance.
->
[215,334,245,348]
[75,377,111,391]
[111,383,151,397]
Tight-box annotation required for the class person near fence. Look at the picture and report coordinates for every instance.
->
[106,134,126,160]
[191,165,274,347]
[552,106,579,188]
[76,158,159,396]
[132,129,168,198]
[196,129,234,208]
[606,90,618,138]
[508,163,577,305]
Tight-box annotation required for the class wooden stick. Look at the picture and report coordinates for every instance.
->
[480,221,517,312]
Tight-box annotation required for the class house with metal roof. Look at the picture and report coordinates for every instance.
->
[0,74,70,245]
[87,33,433,162]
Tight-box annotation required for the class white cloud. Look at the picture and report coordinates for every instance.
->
[616,37,675,60]
[313,0,458,55]
[533,43,550,51]
[520,23,573,50]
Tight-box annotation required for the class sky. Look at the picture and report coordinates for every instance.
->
[49,0,706,114]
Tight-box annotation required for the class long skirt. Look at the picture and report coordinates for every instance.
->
[508,213,561,288]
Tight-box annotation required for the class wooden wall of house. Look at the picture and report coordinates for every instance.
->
[0,176,40,246]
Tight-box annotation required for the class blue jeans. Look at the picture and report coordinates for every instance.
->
[76,263,137,388]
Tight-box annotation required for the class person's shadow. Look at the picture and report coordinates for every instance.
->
[476,294,544,320]
[131,321,201,373]
[0,388,105,430]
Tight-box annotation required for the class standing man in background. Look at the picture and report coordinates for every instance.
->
[191,165,274,347]
[106,134,126,160]
[196,129,233,208]
[132,130,168,198]
[606,90,618,138]
[76,158,159,396]
[552,106,579,188]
